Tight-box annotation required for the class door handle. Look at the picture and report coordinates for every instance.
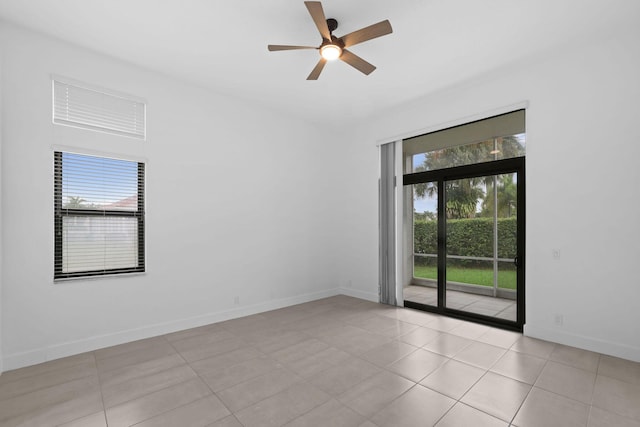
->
[514,256,519,268]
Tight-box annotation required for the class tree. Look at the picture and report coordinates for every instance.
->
[64,196,86,208]
[480,174,517,218]
[412,136,524,219]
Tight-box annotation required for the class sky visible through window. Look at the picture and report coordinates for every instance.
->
[61,152,138,209]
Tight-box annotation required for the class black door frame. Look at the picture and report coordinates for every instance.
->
[403,157,526,332]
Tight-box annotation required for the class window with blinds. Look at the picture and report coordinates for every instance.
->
[53,79,146,139]
[54,151,145,279]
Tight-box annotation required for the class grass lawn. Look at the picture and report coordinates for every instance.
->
[414,265,516,290]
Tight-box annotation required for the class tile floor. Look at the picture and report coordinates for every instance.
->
[404,285,517,321]
[1,295,639,426]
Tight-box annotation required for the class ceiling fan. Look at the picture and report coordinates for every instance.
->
[267,1,393,80]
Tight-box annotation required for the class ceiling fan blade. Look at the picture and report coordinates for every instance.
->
[305,1,332,41]
[307,58,327,80]
[268,45,317,51]
[340,20,393,48]
[340,49,376,75]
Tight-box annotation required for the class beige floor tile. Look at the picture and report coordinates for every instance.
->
[346,314,403,332]
[96,340,177,373]
[235,382,331,427]
[0,358,97,401]
[420,359,485,400]
[377,320,421,338]
[305,323,363,340]
[513,387,589,427]
[511,336,556,359]
[286,347,352,378]
[426,317,466,332]
[378,306,439,325]
[338,371,415,418]
[592,375,640,421]
[588,406,640,427]
[189,346,263,376]
[206,415,244,427]
[285,399,366,427]
[461,372,531,422]
[168,329,237,352]
[1,389,104,427]
[397,326,442,347]
[550,344,600,372]
[176,337,247,363]
[98,353,186,388]
[453,341,506,369]
[57,411,107,427]
[476,328,521,349]
[422,333,472,357]
[164,322,227,343]
[217,367,302,412]
[269,338,329,364]
[134,395,231,427]
[218,314,269,332]
[102,364,198,408]
[309,358,381,395]
[253,330,312,354]
[0,375,101,423]
[94,336,168,360]
[535,360,596,403]
[105,378,211,427]
[0,353,95,385]
[387,348,448,382]
[200,355,278,392]
[436,402,508,427]
[360,341,418,367]
[371,385,455,427]
[325,329,393,356]
[598,354,640,386]
[449,322,491,340]
[6,297,640,427]
[490,350,546,384]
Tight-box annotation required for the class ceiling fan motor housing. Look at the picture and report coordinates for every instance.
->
[326,18,338,33]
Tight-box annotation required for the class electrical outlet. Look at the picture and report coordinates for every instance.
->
[552,249,561,259]
[554,314,564,326]
[234,296,240,305]
[346,280,352,288]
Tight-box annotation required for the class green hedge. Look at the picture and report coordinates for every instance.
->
[414,217,516,261]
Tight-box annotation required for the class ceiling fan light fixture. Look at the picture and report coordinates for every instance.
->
[320,44,342,60]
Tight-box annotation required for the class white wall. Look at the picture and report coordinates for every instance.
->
[338,25,640,361]
[0,41,4,374]
[0,22,341,371]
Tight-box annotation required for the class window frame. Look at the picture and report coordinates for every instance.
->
[54,151,146,280]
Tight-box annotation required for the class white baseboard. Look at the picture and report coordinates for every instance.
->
[3,288,341,372]
[339,287,379,303]
[524,324,640,363]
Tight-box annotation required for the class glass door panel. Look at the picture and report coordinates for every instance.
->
[444,173,518,321]
[404,181,438,308]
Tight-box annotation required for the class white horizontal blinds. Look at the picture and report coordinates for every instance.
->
[53,80,145,139]
[54,151,145,279]
[61,153,139,211]
[62,217,139,273]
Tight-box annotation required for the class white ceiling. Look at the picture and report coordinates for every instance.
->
[0,0,636,125]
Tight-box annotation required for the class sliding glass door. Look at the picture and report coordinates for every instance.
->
[404,158,525,331]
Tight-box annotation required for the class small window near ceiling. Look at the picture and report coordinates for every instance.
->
[404,110,526,174]
[54,152,145,280]
[52,78,146,140]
